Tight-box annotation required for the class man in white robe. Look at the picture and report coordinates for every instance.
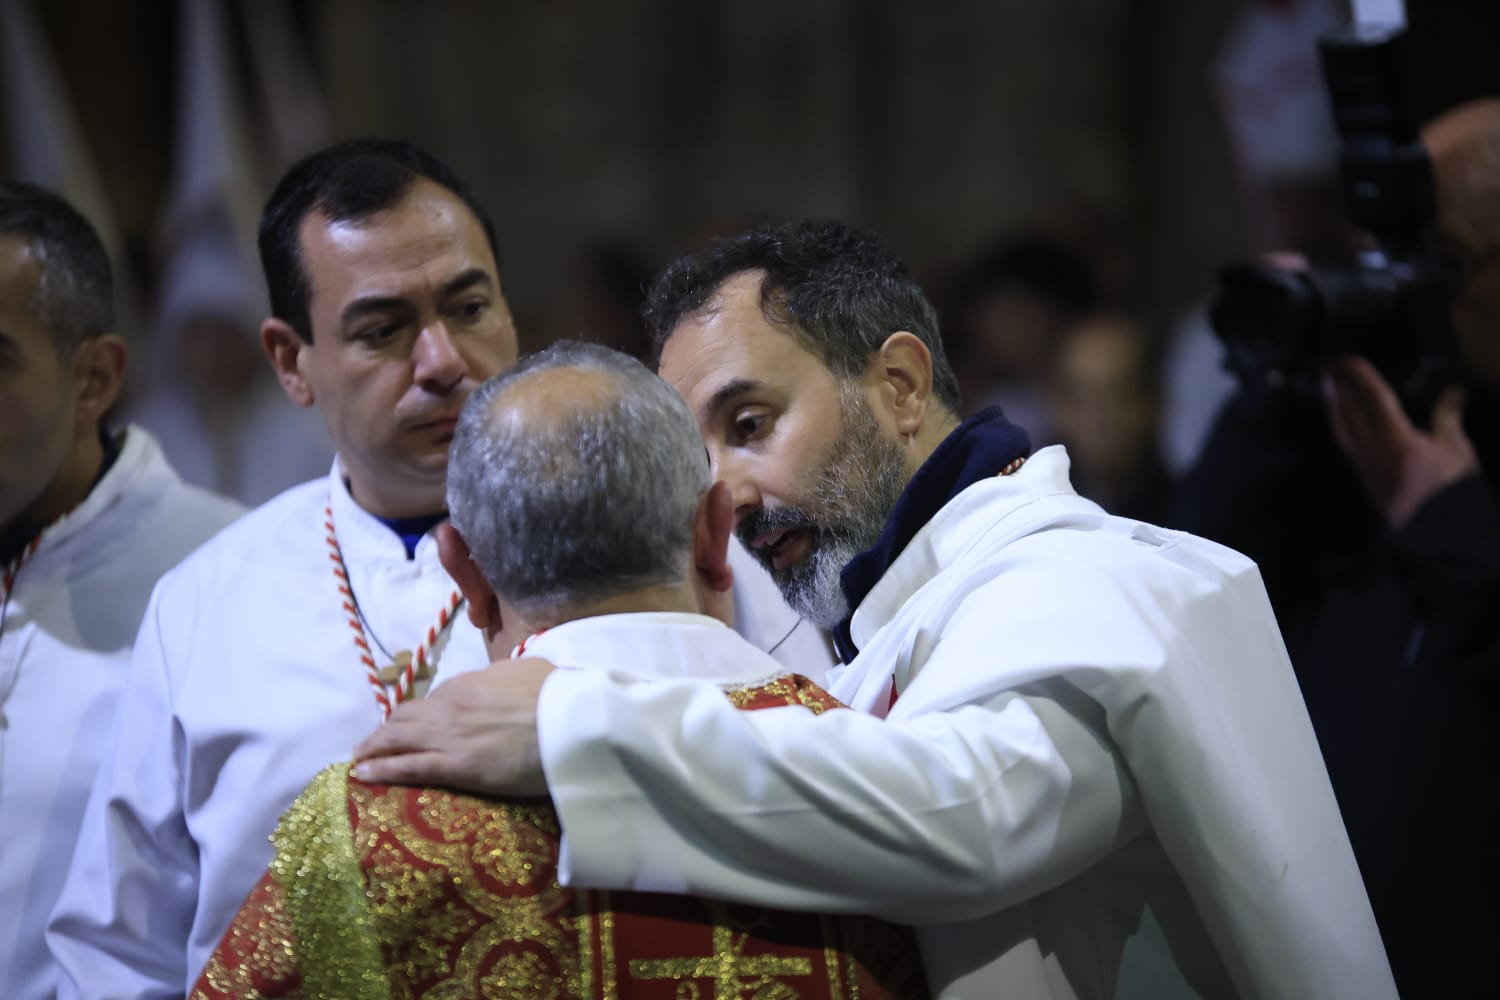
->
[0,181,242,1000]
[190,340,921,998]
[47,140,824,1000]
[358,220,1396,998]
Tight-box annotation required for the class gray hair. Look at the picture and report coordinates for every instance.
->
[447,340,711,620]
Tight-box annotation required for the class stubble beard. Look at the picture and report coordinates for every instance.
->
[737,391,909,629]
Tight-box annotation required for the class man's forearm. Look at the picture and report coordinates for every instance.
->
[540,670,1136,924]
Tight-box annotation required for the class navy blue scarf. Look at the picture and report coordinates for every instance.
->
[832,406,1030,663]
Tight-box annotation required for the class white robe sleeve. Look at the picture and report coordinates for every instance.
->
[47,583,199,1000]
[539,642,1143,924]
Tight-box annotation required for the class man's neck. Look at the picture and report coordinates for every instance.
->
[907,411,963,478]
[342,468,446,522]
[496,582,701,656]
[1,428,105,565]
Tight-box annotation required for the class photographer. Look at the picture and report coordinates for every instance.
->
[1171,98,1500,994]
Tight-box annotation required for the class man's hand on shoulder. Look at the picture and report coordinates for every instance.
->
[353,657,556,797]
[1323,355,1480,528]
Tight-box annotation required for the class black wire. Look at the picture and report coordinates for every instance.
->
[765,617,806,656]
[346,585,396,663]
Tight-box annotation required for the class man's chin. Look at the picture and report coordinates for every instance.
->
[391,448,453,495]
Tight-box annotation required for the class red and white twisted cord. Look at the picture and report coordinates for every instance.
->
[402,590,464,703]
[324,501,462,720]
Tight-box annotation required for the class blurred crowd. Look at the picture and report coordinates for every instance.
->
[0,0,1358,516]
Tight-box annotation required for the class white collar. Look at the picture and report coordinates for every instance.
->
[846,445,1085,650]
[33,425,176,557]
[522,612,790,689]
[325,458,444,566]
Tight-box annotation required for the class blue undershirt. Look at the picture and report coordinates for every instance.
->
[375,512,448,559]
[832,406,1030,663]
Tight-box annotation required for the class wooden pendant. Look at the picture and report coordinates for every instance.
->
[377,650,432,686]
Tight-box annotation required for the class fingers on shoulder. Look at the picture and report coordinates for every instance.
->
[354,750,453,787]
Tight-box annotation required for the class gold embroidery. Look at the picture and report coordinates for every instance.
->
[192,876,299,996]
[598,890,617,998]
[820,915,844,1000]
[573,890,595,999]
[793,681,840,716]
[476,950,564,999]
[272,764,391,1000]
[726,674,842,714]
[199,675,927,998]
[725,686,763,709]
[628,901,813,999]
[353,782,577,997]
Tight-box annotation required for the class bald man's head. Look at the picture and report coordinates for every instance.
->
[445,341,711,620]
[1424,98,1500,385]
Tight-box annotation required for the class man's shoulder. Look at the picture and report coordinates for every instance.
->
[885,477,1267,647]
[125,475,245,562]
[534,612,799,690]
[153,478,329,595]
[934,467,1259,590]
[284,763,564,866]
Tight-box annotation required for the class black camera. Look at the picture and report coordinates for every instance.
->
[1209,24,1456,417]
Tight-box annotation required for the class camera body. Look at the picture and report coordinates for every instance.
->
[1209,24,1456,416]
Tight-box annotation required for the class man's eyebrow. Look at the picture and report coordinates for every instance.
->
[337,269,495,330]
[440,268,494,299]
[703,377,761,420]
[339,295,406,330]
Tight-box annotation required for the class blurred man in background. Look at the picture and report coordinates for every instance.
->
[1171,97,1500,995]
[942,235,1097,439]
[0,180,241,1000]
[1045,312,1174,522]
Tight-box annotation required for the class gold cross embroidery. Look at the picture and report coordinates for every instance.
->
[627,902,813,999]
[376,651,432,686]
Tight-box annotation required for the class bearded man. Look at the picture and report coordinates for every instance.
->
[359,221,1395,998]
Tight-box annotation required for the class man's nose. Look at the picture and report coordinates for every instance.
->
[413,321,466,393]
[713,448,762,527]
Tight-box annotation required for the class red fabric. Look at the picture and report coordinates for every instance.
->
[192,673,927,998]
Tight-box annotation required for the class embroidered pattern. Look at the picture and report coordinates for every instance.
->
[192,677,928,998]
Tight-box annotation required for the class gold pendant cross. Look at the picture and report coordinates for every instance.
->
[377,650,432,686]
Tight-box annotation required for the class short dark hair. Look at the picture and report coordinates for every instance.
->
[643,219,962,413]
[0,180,114,354]
[257,138,499,342]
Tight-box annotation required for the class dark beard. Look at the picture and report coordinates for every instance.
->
[735,394,908,628]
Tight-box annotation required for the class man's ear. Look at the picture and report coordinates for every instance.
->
[436,523,501,633]
[262,318,315,407]
[71,334,127,428]
[693,481,735,595]
[867,331,935,438]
